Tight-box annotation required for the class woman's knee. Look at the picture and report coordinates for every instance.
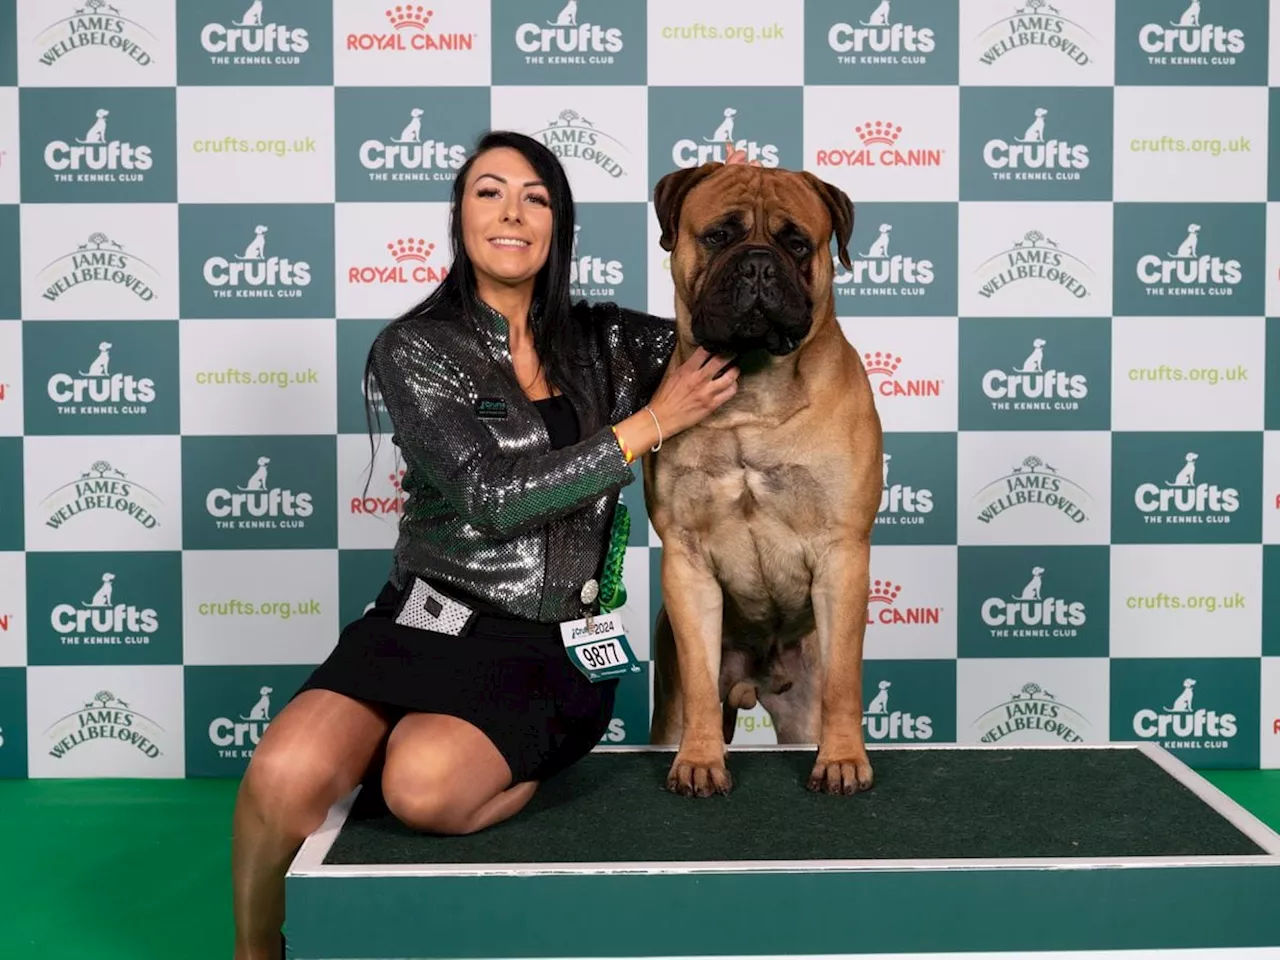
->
[381,763,479,835]
[239,741,347,839]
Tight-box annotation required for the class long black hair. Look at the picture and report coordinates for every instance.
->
[361,130,592,494]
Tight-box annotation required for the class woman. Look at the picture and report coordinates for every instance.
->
[230,130,739,959]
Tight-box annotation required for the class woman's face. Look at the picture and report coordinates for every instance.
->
[460,146,554,290]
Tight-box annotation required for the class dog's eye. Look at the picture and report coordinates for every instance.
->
[702,229,729,247]
[788,239,810,257]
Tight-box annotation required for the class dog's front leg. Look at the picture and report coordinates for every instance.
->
[661,542,731,797]
[808,538,874,795]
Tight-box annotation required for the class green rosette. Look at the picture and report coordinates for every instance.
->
[598,502,630,613]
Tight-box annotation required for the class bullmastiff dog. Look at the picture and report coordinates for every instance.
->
[643,162,883,798]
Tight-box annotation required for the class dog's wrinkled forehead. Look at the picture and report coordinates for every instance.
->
[684,170,829,238]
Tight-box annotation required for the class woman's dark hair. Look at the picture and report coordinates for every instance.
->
[361,130,589,492]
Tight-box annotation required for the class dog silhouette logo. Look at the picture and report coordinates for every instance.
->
[549,0,578,26]
[881,452,891,488]
[238,457,271,491]
[236,226,268,261]
[241,686,274,721]
[83,572,116,608]
[1013,566,1045,601]
[861,223,892,259]
[236,0,264,27]
[1169,224,1200,259]
[1166,678,1196,712]
[80,341,113,377]
[1017,107,1048,144]
[705,108,736,143]
[78,109,110,145]
[866,680,891,714]
[1167,452,1198,487]
[1016,338,1046,373]
[394,108,424,144]
[861,0,893,26]
[1173,0,1200,27]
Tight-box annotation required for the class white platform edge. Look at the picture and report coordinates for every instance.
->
[287,743,1280,879]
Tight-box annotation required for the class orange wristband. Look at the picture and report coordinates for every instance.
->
[611,425,634,464]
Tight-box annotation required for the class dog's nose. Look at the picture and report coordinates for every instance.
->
[737,249,776,284]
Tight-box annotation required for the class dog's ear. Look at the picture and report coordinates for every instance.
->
[653,163,722,253]
[799,171,855,270]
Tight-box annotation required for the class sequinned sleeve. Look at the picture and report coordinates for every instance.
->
[586,300,678,419]
[370,322,636,539]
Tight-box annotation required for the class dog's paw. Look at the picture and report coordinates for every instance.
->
[666,750,733,798]
[807,751,873,796]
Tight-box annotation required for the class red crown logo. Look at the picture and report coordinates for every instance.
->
[868,579,902,604]
[856,121,902,146]
[386,5,433,30]
[389,469,405,492]
[387,238,434,263]
[862,351,903,376]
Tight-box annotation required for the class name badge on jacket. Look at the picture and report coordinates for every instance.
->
[475,397,507,420]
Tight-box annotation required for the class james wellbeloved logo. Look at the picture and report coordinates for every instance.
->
[1112,658,1260,767]
[570,204,646,311]
[1117,0,1266,86]
[1112,432,1260,544]
[182,436,337,549]
[971,680,1091,744]
[492,0,644,84]
[805,0,958,84]
[179,204,334,319]
[861,661,956,743]
[343,4,477,53]
[959,317,1110,431]
[971,454,1092,528]
[24,321,178,436]
[179,0,332,84]
[40,459,163,533]
[335,88,486,202]
[35,231,161,306]
[33,1,159,69]
[874,433,957,546]
[833,203,957,317]
[974,0,1095,67]
[959,545,1109,658]
[44,690,165,761]
[960,88,1112,201]
[21,88,176,203]
[1115,204,1262,316]
[974,229,1095,303]
[532,107,632,181]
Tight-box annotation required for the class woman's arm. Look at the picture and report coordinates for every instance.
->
[370,320,636,539]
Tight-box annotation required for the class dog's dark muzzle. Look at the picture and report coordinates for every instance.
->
[692,245,812,357]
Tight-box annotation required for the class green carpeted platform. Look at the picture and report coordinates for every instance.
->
[283,745,1280,960]
[325,746,1266,864]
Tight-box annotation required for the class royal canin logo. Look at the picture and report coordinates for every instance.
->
[345,5,477,52]
[863,350,943,398]
[349,238,449,287]
[351,469,406,517]
[866,579,942,626]
[815,121,944,168]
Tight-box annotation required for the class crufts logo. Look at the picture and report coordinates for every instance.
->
[203,225,311,297]
[51,572,158,646]
[47,340,156,413]
[981,566,1086,638]
[827,1,937,61]
[863,679,933,741]
[1132,677,1237,748]
[568,224,623,297]
[42,460,162,531]
[200,0,311,63]
[815,121,944,169]
[344,5,476,52]
[205,456,314,529]
[1133,452,1239,523]
[45,690,164,760]
[862,351,943,398]
[44,109,154,180]
[972,455,1090,526]
[973,681,1089,743]
[358,108,468,182]
[983,107,1089,180]
[348,238,447,286]
[534,109,629,178]
[878,453,933,523]
[1136,223,1242,296]
[835,222,935,292]
[1138,2,1245,62]
[37,232,160,304]
[515,0,625,60]
[866,578,942,626]
[209,685,276,758]
[672,107,779,169]
[982,337,1088,411]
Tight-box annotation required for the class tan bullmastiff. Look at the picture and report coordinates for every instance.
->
[644,162,883,798]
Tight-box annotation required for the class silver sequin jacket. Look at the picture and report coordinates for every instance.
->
[369,297,677,624]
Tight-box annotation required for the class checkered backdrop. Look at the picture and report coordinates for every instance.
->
[2,0,1280,780]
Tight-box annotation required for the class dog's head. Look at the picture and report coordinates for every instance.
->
[654,163,853,358]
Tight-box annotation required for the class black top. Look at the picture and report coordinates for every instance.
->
[532,394,580,451]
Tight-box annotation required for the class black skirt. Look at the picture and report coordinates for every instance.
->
[293,578,619,784]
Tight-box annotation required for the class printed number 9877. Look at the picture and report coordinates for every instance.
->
[581,640,623,670]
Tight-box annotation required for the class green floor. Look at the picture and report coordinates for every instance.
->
[1,768,1278,960]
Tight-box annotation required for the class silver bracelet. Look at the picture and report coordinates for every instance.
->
[644,405,663,451]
